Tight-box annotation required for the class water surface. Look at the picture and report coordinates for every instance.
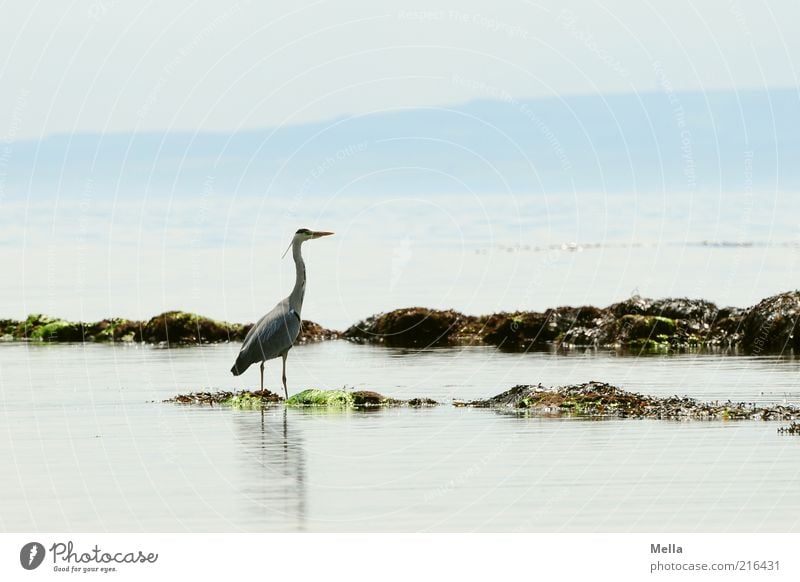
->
[1,341,799,532]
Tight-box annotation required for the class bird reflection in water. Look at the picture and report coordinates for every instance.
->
[233,407,307,531]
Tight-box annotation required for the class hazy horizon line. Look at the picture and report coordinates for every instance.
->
[9,84,799,146]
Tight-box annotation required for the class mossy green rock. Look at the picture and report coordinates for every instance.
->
[285,389,390,407]
[168,389,281,407]
[167,388,431,409]
[741,291,800,352]
[0,312,337,345]
[481,311,555,348]
[483,306,603,349]
[619,314,676,340]
[287,389,353,406]
[19,315,85,342]
[0,319,17,336]
[143,311,244,344]
[87,318,142,342]
[221,392,281,408]
[29,320,82,341]
[343,307,468,347]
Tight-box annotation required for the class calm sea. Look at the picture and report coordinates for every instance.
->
[2,341,799,532]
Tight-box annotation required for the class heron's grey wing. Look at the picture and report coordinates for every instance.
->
[238,301,301,365]
[231,311,281,375]
[270,303,302,352]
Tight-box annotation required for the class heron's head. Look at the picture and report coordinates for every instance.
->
[294,228,334,242]
[283,228,334,257]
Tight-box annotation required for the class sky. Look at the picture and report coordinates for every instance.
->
[2,0,800,324]
[1,0,799,141]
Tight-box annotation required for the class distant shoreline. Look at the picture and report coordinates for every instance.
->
[3,290,798,354]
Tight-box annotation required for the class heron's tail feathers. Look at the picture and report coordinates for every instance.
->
[230,358,251,376]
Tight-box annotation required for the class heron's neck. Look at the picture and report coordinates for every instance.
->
[288,240,306,312]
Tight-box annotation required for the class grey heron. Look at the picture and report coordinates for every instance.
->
[230,228,334,398]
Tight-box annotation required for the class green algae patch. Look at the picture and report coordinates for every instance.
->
[285,389,414,408]
[167,388,436,409]
[14,314,83,341]
[223,391,282,408]
[286,389,355,407]
[89,318,142,342]
[166,389,282,408]
[29,320,85,342]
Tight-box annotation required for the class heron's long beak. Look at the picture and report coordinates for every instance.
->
[311,231,335,238]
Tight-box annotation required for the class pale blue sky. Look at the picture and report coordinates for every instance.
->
[3,0,800,323]
[1,0,798,140]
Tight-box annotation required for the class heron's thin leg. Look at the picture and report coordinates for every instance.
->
[260,361,265,392]
[281,354,288,400]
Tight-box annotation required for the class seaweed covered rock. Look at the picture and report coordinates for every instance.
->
[13,314,85,342]
[614,315,676,348]
[0,311,339,345]
[29,316,82,341]
[608,296,657,318]
[32,320,85,341]
[344,307,471,347]
[456,382,654,415]
[705,307,745,346]
[550,305,605,329]
[560,311,673,348]
[609,296,719,323]
[285,388,435,408]
[3,290,799,353]
[481,311,555,348]
[482,306,602,349]
[142,311,245,345]
[168,389,283,407]
[564,298,745,349]
[620,314,675,339]
[1,318,18,339]
[84,319,143,342]
[457,381,800,420]
[650,297,720,324]
[297,320,341,343]
[484,301,709,350]
[740,291,800,353]
[559,326,601,346]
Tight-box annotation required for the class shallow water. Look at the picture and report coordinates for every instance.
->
[1,341,799,532]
